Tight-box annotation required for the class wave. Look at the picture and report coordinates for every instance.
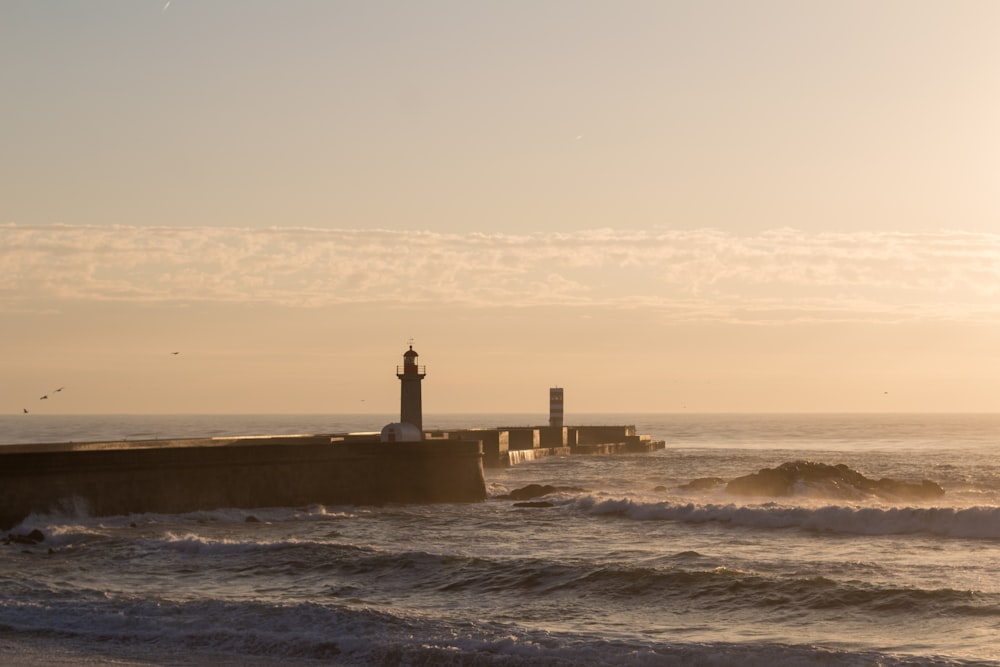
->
[100,535,1000,621]
[571,496,1000,539]
[427,553,1000,620]
[8,503,356,546]
[0,595,990,666]
[3,521,998,665]
[155,532,339,556]
[12,522,994,622]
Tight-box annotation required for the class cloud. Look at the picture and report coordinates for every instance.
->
[3,224,1000,323]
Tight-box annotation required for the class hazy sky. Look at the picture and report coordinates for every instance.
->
[3,1,1000,415]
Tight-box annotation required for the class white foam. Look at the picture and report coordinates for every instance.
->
[572,496,1000,539]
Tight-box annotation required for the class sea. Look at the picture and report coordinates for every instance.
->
[1,413,999,666]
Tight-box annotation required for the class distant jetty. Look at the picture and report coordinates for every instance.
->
[426,424,665,468]
[0,424,665,530]
[1,348,664,530]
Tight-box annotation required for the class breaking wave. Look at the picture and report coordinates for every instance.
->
[0,591,975,667]
[572,496,1000,539]
[2,547,997,667]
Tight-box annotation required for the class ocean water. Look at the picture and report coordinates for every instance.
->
[1,413,999,666]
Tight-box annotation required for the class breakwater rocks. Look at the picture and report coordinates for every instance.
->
[725,461,945,501]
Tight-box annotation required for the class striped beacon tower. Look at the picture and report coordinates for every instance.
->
[549,387,564,429]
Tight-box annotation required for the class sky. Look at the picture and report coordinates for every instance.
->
[2,1,1000,415]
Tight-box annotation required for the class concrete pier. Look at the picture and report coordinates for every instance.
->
[0,435,485,531]
[0,421,663,529]
[426,424,665,467]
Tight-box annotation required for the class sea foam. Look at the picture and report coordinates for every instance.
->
[572,496,1000,539]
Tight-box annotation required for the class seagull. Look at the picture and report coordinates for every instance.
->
[39,386,64,399]
[171,352,180,355]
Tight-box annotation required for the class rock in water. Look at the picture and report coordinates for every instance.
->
[725,461,944,500]
[499,484,582,501]
[4,529,45,545]
[873,477,945,501]
[679,477,726,491]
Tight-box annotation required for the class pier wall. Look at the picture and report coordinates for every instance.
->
[574,425,636,445]
[0,437,486,531]
[430,429,510,468]
[506,428,540,450]
[574,435,665,455]
[504,447,571,466]
[425,424,664,468]
[538,426,568,447]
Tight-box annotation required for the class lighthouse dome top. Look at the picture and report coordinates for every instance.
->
[403,346,419,358]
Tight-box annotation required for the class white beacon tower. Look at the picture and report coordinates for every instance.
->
[397,345,426,432]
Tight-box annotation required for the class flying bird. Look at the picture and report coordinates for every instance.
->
[39,386,65,400]
[171,351,180,355]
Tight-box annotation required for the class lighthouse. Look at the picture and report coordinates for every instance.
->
[397,345,426,432]
[549,387,564,428]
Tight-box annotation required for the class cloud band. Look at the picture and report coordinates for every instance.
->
[3,224,1000,323]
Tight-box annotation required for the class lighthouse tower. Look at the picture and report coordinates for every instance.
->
[549,387,564,428]
[397,345,426,432]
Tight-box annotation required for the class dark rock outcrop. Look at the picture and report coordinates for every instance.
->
[725,461,944,500]
[679,477,726,491]
[4,529,45,546]
[498,484,582,501]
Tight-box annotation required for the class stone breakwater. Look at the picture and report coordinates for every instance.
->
[0,423,667,530]
[0,435,486,531]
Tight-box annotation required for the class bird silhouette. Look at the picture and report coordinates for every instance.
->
[38,386,65,400]
[23,408,28,414]
[171,352,180,355]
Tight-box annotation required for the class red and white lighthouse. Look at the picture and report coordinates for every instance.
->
[397,345,426,432]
